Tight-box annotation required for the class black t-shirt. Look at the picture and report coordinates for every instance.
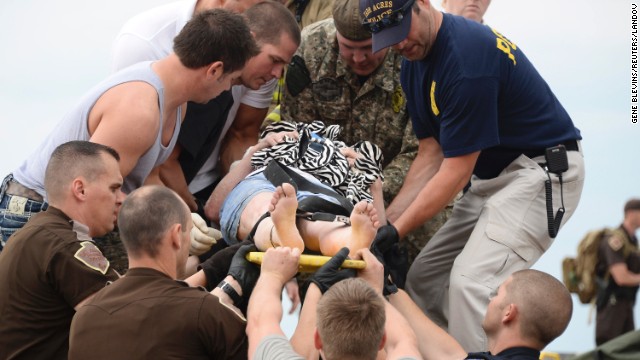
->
[179,91,234,183]
[466,347,540,359]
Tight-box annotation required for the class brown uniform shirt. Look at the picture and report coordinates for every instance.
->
[596,225,640,300]
[595,225,640,344]
[69,267,248,360]
[0,207,118,360]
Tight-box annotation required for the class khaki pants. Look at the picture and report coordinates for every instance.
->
[406,146,585,351]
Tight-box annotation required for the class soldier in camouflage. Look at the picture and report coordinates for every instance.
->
[274,0,451,269]
[285,0,336,29]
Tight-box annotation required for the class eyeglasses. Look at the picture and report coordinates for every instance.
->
[361,0,415,34]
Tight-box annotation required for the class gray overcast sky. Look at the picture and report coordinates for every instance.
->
[0,0,637,354]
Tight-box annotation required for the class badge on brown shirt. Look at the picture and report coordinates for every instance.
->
[74,241,110,274]
[608,235,624,252]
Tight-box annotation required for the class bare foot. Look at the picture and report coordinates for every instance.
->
[269,183,305,251]
[348,201,379,255]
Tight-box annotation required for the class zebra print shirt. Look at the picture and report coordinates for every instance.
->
[251,120,384,205]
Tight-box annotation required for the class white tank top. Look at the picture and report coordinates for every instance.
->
[13,61,181,197]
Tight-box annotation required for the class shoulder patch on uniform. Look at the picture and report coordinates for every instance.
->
[608,235,624,252]
[392,85,405,113]
[74,241,110,274]
[285,55,311,97]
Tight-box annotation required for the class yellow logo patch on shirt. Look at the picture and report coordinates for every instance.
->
[392,85,405,113]
[74,241,110,274]
[430,81,440,116]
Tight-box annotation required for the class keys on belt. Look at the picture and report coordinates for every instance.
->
[5,181,43,202]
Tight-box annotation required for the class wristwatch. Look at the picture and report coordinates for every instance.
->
[217,280,242,305]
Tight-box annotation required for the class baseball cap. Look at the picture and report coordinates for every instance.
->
[360,0,414,53]
[624,199,640,213]
[333,0,371,41]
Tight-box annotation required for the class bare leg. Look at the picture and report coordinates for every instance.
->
[244,182,382,255]
[237,192,274,251]
[370,177,386,225]
[299,200,379,257]
[238,185,305,252]
[268,183,305,252]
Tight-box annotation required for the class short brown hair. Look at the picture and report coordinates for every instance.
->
[118,186,190,258]
[316,278,385,360]
[624,198,640,214]
[45,141,120,203]
[244,2,301,47]
[173,9,259,72]
[506,269,573,347]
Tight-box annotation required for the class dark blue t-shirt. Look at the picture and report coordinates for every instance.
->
[401,13,581,178]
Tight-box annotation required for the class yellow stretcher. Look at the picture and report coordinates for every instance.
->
[246,252,366,272]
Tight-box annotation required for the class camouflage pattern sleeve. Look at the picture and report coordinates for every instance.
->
[281,20,340,127]
[281,60,319,124]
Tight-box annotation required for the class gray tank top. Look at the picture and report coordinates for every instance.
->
[13,61,181,196]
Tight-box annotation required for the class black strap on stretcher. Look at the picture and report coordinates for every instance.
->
[263,160,353,221]
[243,161,354,243]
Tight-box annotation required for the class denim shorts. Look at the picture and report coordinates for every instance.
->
[0,174,48,250]
[219,171,339,244]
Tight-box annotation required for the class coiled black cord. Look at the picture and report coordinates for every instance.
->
[545,171,565,238]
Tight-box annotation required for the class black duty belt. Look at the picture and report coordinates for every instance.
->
[525,139,579,159]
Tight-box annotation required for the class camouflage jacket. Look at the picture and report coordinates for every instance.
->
[285,0,335,29]
[280,19,417,202]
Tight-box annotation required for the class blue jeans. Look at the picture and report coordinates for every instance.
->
[219,171,339,244]
[0,174,48,250]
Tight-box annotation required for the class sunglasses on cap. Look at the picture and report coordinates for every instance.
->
[361,0,415,34]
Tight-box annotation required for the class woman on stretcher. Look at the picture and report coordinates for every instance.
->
[204,121,386,257]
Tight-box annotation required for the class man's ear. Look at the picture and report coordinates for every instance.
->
[313,329,323,350]
[170,223,183,250]
[379,332,386,351]
[502,303,518,324]
[206,61,224,81]
[71,178,86,200]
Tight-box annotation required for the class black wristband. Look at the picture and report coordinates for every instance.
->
[217,280,242,305]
